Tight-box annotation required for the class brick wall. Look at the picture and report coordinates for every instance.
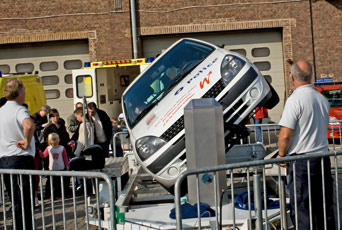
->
[0,0,133,61]
[0,0,341,96]
[311,1,342,81]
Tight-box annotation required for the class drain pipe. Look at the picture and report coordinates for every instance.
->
[309,0,317,80]
[130,0,138,59]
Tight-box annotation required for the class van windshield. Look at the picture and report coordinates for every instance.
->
[123,39,215,128]
[321,89,342,108]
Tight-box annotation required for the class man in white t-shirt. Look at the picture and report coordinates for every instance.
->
[0,78,36,230]
[277,60,335,230]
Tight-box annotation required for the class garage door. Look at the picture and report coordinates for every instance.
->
[0,40,90,119]
[142,30,284,123]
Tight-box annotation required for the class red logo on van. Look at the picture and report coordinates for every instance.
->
[146,113,156,126]
[199,71,212,89]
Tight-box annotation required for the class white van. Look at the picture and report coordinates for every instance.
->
[122,38,278,190]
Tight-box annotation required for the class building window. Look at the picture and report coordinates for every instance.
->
[76,75,93,98]
[65,88,73,98]
[230,49,246,57]
[41,75,59,85]
[16,63,34,73]
[45,89,60,99]
[253,61,271,71]
[252,47,270,58]
[65,74,72,84]
[114,0,122,11]
[40,61,58,71]
[64,60,82,70]
[0,65,10,74]
[263,75,272,84]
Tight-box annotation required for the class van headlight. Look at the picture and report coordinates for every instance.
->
[136,136,167,161]
[221,55,245,86]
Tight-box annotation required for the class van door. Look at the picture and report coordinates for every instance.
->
[72,69,97,107]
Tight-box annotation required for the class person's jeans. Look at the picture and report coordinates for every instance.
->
[75,177,92,194]
[97,141,110,158]
[0,155,35,230]
[44,172,70,199]
[255,118,263,143]
[287,157,335,230]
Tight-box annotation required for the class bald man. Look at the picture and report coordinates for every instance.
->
[0,78,36,230]
[277,60,335,229]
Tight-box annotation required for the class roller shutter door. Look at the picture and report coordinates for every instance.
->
[0,40,90,119]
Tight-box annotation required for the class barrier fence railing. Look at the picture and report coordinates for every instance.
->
[112,131,136,182]
[245,124,280,147]
[327,120,342,150]
[246,122,342,150]
[0,169,116,230]
[174,150,342,230]
[112,132,133,158]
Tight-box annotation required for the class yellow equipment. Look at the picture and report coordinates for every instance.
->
[0,74,47,115]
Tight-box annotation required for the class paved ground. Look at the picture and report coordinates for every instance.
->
[0,157,129,230]
[0,194,100,230]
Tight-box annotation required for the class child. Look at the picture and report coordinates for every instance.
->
[40,132,69,199]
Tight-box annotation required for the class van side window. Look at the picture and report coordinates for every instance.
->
[76,75,93,98]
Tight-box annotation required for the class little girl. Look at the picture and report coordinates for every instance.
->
[40,132,69,199]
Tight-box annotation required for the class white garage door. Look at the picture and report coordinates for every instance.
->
[0,40,90,119]
[142,30,285,123]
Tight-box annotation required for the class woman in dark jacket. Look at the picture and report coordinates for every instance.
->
[43,108,72,158]
[42,108,72,197]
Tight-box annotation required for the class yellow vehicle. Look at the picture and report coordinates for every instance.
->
[0,74,47,114]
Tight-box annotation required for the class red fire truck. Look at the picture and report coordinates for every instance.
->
[315,79,342,139]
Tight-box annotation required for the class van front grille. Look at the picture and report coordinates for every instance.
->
[203,79,225,98]
[223,99,249,124]
[160,116,184,142]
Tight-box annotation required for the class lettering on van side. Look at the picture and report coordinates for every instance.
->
[160,85,196,127]
[174,58,218,96]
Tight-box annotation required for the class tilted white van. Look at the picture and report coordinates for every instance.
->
[122,38,279,190]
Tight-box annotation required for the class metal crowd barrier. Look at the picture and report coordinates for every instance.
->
[174,150,342,230]
[247,122,342,150]
[246,123,280,147]
[112,132,133,158]
[327,120,342,151]
[112,132,137,178]
[0,169,117,230]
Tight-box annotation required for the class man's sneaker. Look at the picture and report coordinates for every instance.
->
[76,186,84,196]
[35,197,41,208]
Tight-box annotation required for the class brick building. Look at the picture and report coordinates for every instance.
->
[0,0,341,121]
